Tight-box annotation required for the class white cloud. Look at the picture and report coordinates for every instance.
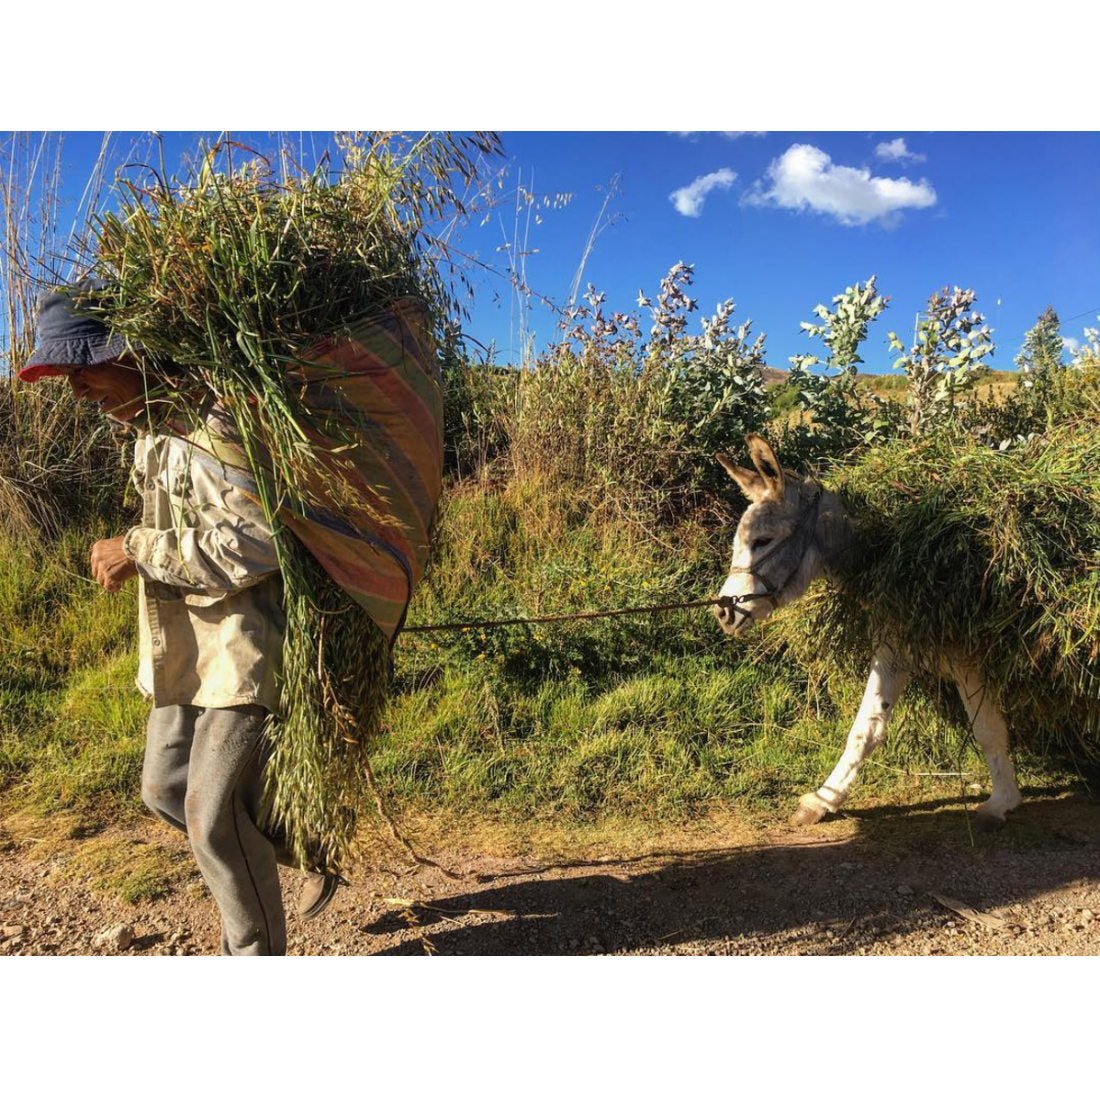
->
[743,144,937,227]
[875,137,926,164]
[670,168,737,217]
[1064,336,1080,354]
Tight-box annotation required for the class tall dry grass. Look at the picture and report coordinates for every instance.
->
[1,132,131,539]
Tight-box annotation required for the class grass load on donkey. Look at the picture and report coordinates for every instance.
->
[84,133,500,870]
[714,419,1100,826]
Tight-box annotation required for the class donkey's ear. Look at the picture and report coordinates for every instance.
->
[716,452,769,502]
[745,433,785,500]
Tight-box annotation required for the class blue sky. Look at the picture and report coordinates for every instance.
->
[27,131,1100,372]
[461,131,1099,370]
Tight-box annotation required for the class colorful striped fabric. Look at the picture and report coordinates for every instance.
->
[192,298,443,640]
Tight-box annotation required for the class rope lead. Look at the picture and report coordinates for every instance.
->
[401,594,748,636]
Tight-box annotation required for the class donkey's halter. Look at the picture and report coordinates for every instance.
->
[728,488,823,613]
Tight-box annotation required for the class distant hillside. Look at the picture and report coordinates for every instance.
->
[760,366,1020,391]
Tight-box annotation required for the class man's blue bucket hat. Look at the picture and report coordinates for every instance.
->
[19,277,127,382]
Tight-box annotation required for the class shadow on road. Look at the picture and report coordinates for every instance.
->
[362,791,1099,955]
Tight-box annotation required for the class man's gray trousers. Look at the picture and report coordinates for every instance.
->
[142,704,286,956]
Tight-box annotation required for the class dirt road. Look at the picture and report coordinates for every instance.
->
[2,789,1097,956]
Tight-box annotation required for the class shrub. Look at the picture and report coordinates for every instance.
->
[510,263,769,521]
[888,286,995,436]
[777,277,898,468]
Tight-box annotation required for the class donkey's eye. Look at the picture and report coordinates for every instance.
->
[751,537,773,552]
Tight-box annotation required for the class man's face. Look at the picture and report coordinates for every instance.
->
[64,359,148,422]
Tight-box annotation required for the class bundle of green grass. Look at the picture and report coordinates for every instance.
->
[85,133,498,871]
[780,416,1100,761]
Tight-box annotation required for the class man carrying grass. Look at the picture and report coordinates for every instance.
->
[20,281,338,956]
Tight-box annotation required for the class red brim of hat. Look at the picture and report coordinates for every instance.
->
[18,363,71,382]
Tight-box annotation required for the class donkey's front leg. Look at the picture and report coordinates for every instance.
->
[953,665,1022,829]
[791,645,911,826]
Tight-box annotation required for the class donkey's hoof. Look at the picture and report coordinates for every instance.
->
[974,808,1007,832]
[790,802,828,827]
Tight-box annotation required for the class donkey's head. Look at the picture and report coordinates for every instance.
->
[713,434,823,635]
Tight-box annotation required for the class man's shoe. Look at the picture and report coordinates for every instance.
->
[298,871,344,920]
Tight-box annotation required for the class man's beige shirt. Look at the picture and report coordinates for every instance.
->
[123,428,284,711]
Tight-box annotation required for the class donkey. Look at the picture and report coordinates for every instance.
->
[712,433,1022,829]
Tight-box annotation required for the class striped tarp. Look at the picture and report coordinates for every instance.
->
[194,298,443,640]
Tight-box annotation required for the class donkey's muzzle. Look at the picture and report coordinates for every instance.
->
[713,596,743,634]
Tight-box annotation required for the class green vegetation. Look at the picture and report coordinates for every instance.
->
[1016,306,1065,374]
[0,529,143,816]
[784,277,894,462]
[512,264,770,516]
[888,286,995,435]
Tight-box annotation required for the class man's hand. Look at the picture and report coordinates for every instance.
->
[91,536,138,593]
